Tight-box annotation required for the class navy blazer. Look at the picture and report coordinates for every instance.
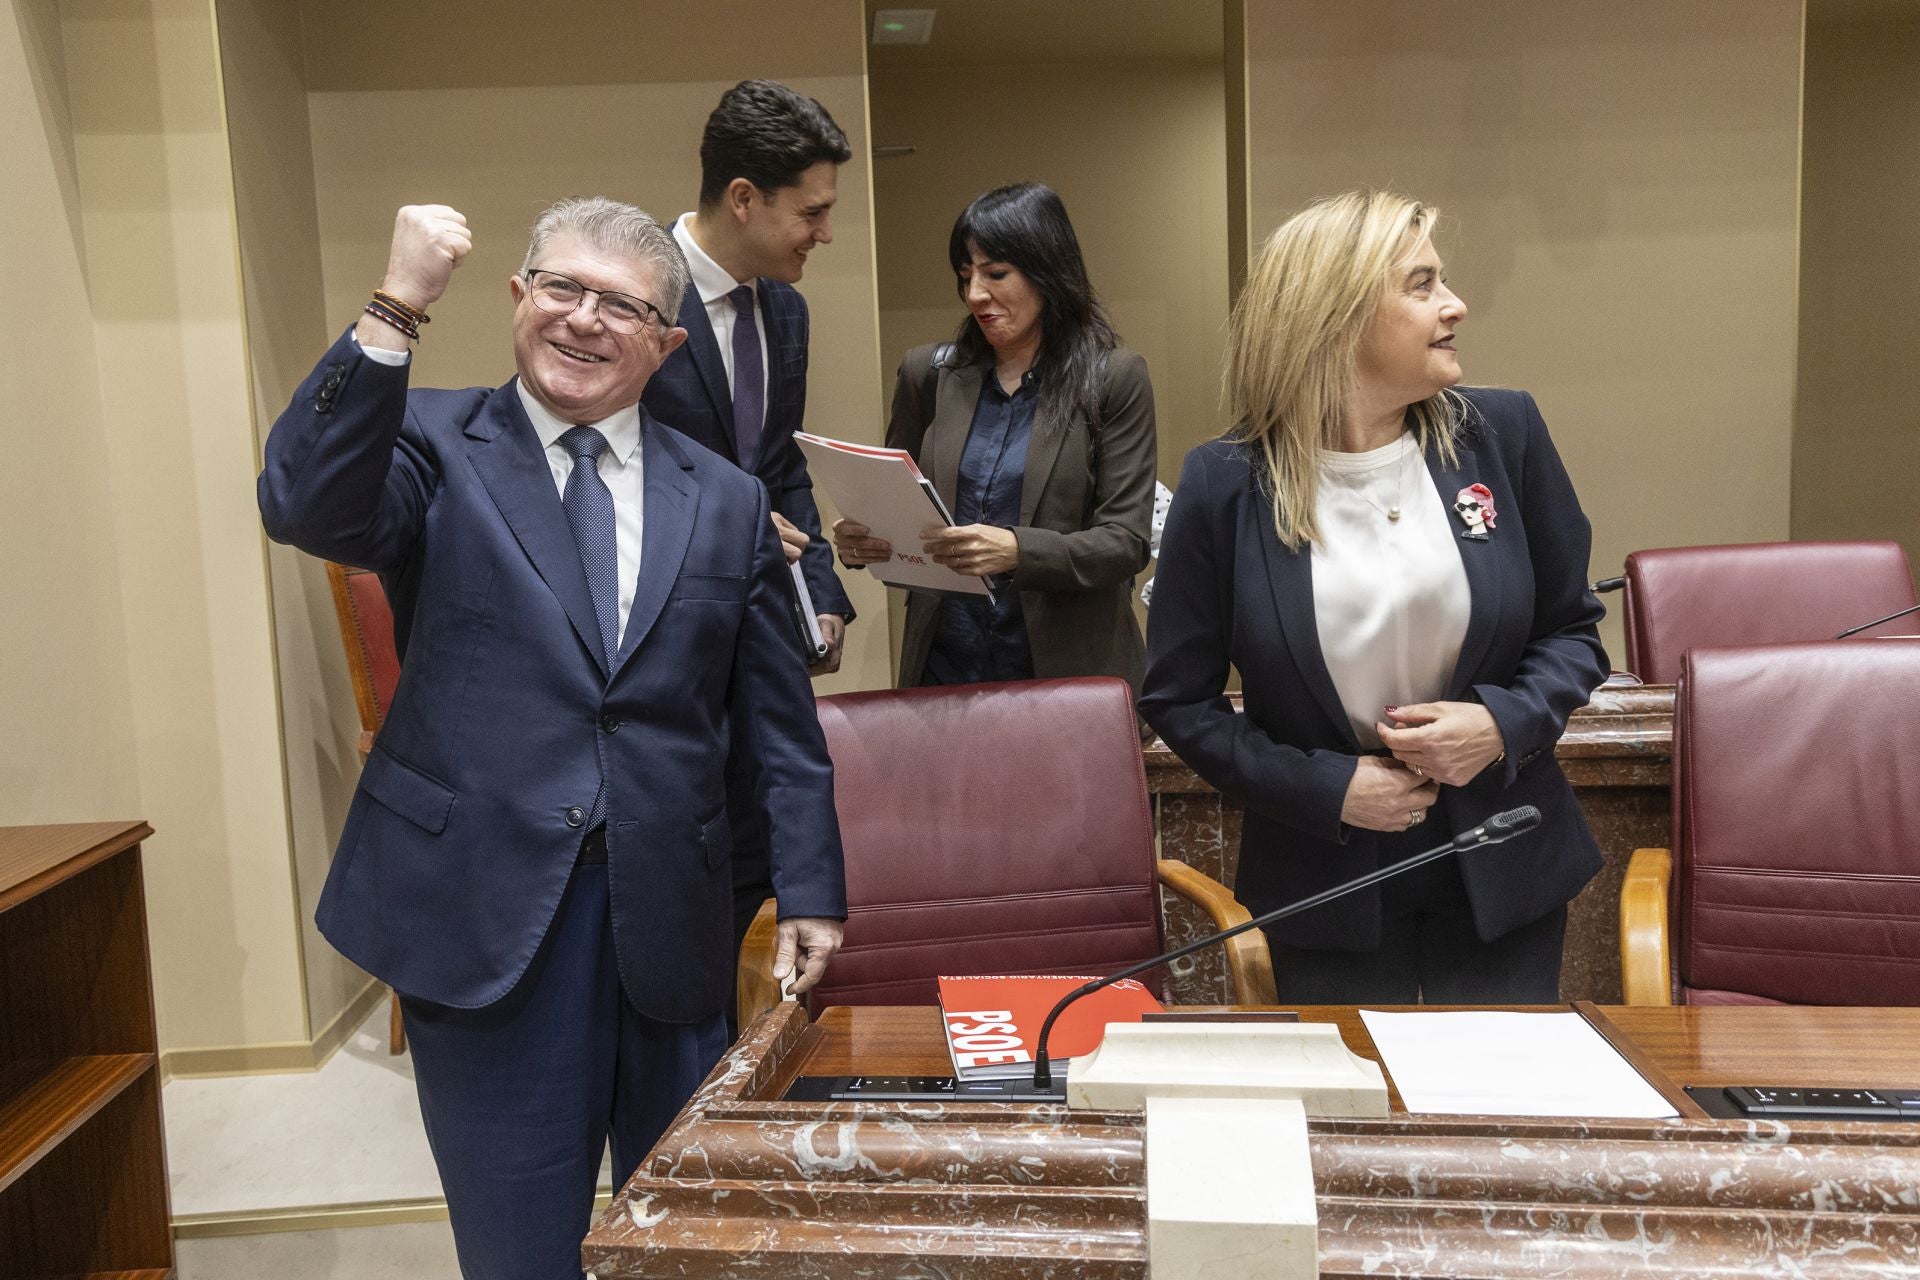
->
[642,274,853,620]
[1140,387,1607,949]
[258,329,846,1020]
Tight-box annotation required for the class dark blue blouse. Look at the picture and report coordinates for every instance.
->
[923,367,1039,686]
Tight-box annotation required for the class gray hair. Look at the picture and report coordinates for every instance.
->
[520,196,689,324]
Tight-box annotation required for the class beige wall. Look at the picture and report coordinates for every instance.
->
[216,0,375,1046]
[1793,0,1920,579]
[3,0,314,1056]
[1244,0,1806,662]
[0,0,142,821]
[295,0,889,691]
[869,58,1233,493]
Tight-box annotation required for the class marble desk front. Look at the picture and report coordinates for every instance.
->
[583,1003,1920,1278]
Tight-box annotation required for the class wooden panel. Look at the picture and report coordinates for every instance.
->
[0,1055,152,1192]
[0,825,171,1279]
[0,823,150,911]
[790,1003,1920,1114]
[0,847,158,1064]
[0,1071,173,1275]
[1605,1004,1920,1088]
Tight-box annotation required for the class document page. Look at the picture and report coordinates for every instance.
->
[1359,1010,1678,1118]
[793,433,991,597]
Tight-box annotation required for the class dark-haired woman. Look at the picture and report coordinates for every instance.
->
[833,182,1158,689]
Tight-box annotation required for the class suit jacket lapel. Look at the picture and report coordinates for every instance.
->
[675,283,736,459]
[1018,394,1072,526]
[759,283,799,431]
[611,414,698,675]
[1253,504,1359,751]
[466,383,608,677]
[928,359,980,516]
[1427,432,1502,699]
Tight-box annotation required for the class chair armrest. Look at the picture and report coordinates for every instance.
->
[735,899,783,1026]
[1156,858,1279,1007]
[1619,847,1674,1006]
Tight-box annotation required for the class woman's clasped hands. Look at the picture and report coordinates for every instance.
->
[1376,702,1506,787]
[1340,757,1439,833]
[1342,702,1507,833]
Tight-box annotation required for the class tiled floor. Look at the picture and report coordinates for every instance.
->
[165,1005,609,1277]
[165,1006,443,1217]
[177,1220,463,1279]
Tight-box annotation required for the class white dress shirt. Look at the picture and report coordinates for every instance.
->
[673,213,769,414]
[1311,432,1470,749]
[354,337,646,648]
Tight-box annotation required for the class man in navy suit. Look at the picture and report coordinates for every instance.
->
[642,80,855,963]
[258,198,845,1278]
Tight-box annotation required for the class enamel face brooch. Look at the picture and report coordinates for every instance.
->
[1454,484,1496,540]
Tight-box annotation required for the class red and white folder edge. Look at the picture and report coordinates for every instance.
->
[793,431,993,597]
[937,974,1165,1081]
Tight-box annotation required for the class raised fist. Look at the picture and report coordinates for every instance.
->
[379,205,472,311]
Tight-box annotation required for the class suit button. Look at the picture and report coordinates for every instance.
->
[565,807,586,828]
[601,714,622,733]
[314,364,345,412]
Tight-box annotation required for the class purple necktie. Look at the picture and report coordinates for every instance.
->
[728,284,764,471]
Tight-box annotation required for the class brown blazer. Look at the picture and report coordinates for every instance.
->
[886,341,1157,690]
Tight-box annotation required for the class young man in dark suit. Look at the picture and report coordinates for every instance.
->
[642,80,856,963]
[259,198,845,1277]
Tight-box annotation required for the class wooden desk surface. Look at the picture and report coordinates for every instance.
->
[788,1002,1920,1103]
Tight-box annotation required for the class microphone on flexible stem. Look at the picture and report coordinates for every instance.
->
[1835,602,1920,640]
[1027,804,1546,1091]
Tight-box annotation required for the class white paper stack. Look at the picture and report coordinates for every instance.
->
[1358,1010,1678,1118]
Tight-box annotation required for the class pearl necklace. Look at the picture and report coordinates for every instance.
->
[1332,437,1415,523]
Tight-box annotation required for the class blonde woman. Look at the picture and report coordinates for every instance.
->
[1140,191,1607,1002]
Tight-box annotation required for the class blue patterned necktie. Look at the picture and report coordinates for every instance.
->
[558,425,614,832]
[558,426,619,664]
[728,284,765,471]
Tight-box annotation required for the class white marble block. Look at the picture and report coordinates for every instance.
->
[1145,1095,1318,1280]
[1066,1022,1389,1116]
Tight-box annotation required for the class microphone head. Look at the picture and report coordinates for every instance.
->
[1454,805,1543,848]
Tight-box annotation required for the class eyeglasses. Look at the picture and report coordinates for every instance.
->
[521,269,668,335]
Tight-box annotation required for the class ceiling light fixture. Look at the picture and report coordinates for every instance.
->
[871,8,935,45]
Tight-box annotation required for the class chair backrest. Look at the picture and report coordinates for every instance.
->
[1673,640,1920,1006]
[324,562,401,759]
[1622,540,1916,683]
[808,677,1162,1008]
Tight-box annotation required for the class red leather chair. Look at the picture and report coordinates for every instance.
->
[1620,540,1915,683]
[1620,640,1920,1005]
[737,677,1274,1021]
[324,562,406,1051]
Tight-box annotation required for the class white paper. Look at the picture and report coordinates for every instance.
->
[1358,1010,1678,1118]
[793,432,992,597]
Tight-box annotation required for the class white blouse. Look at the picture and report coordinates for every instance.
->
[1310,433,1470,749]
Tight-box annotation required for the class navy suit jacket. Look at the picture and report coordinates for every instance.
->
[641,274,853,620]
[1140,387,1608,949]
[258,329,846,1020]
